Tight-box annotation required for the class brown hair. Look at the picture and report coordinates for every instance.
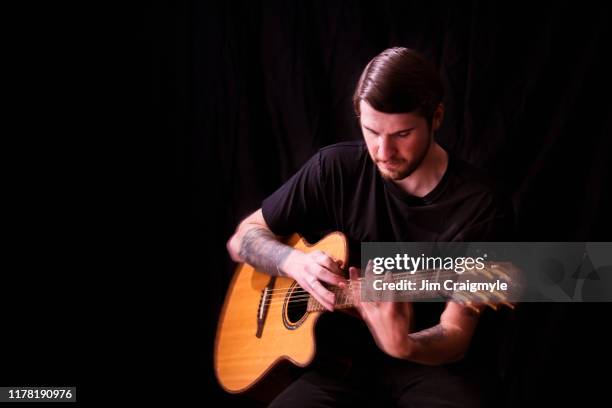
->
[353,47,444,126]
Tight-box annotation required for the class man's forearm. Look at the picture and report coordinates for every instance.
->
[399,324,467,365]
[394,301,480,365]
[235,226,293,276]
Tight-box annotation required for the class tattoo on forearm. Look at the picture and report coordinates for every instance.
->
[239,227,293,276]
[409,325,446,346]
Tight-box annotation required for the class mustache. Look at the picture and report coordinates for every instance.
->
[376,158,405,164]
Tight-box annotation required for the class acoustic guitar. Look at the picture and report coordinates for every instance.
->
[214,232,516,393]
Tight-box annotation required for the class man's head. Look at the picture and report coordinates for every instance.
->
[353,47,444,180]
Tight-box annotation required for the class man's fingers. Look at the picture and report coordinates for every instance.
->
[301,280,333,311]
[312,251,342,275]
[316,268,347,287]
[347,267,365,318]
[348,267,360,296]
[309,280,335,311]
[349,266,360,280]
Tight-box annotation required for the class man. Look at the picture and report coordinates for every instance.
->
[227,47,514,407]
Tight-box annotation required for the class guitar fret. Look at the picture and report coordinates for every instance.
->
[305,263,510,312]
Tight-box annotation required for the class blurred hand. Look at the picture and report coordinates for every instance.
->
[349,266,413,358]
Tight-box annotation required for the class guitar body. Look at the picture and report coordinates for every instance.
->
[215,232,348,393]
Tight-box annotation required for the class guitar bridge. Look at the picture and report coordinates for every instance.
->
[255,277,276,338]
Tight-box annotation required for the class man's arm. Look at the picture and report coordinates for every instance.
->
[402,301,483,365]
[226,209,293,275]
[349,267,483,365]
[227,209,346,311]
[359,300,482,365]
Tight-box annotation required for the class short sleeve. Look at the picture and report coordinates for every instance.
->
[261,151,329,236]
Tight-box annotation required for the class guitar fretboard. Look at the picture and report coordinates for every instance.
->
[306,268,447,312]
[304,262,514,312]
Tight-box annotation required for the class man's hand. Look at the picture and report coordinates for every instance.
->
[348,266,414,358]
[281,250,347,312]
[348,266,482,364]
[227,209,347,312]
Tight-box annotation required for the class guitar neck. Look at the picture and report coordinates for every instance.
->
[306,269,446,312]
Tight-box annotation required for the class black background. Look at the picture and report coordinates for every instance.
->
[147,1,611,405]
[3,0,611,406]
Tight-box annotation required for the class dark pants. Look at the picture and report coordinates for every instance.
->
[268,313,483,408]
[268,350,482,408]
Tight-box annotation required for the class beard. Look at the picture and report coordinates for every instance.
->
[375,136,432,181]
[377,159,421,180]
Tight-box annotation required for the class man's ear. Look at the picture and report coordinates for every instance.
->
[433,103,444,131]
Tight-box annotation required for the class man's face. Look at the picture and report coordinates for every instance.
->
[359,100,441,181]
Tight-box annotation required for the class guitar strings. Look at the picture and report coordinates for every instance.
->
[259,268,499,297]
[248,264,509,310]
[268,293,500,311]
[262,288,505,308]
[259,276,504,308]
[260,279,500,303]
[262,290,457,308]
[258,268,504,295]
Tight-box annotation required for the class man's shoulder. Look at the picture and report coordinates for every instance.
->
[316,140,370,172]
[449,155,513,212]
[319,140,367,157]
[446,156,516,239]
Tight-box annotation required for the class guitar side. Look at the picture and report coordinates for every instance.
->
[214,232,348,393]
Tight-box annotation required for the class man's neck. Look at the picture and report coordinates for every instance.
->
[393,142,448,198]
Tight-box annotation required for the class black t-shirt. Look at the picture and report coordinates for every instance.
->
[263,141,514,263]
[261,141,515,368]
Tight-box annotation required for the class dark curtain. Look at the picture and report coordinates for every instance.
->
[147,0,612,405]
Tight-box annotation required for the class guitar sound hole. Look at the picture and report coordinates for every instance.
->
[283,283,308,328]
